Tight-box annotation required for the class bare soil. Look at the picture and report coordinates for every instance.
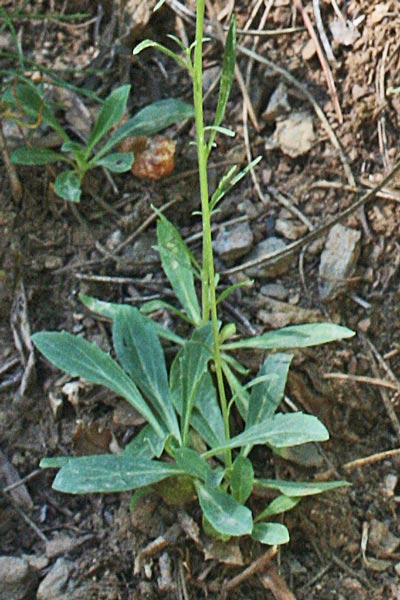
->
[1,1,399,599]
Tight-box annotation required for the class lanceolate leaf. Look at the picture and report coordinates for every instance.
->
[133,40,188,70]
[32,331,165,439]
[255,495,300,522]
[203,413,329,458]
[223,323,355,351]
[10,146,66,165]
[253,479,351,497]
[157,214,201,324]
[172,323,214,444]
[195,482,253,537]
[170,351,224,450]
[251,522,289,545]
[61,140,85,155]
[40,456,74,469]
[54,170,81,202]
[230,456,254,504]
[210,157,261,211]
[173,448,211,482]
[140,299,193,324]
[79,294,184,346]
[95,98,194,160]
[246,353,293,427]
[221,361,250,418]
[190,372,225,449]
[86,84,130,155]
[207,16,236,153]
[124,424,166,459]
[7,82,69,141]
[94,152,134,172]
[112,306,181,442]
[51,454,183,494]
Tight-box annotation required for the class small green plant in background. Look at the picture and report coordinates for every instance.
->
[0,6,193,202]
[7,83,193,201]
[32,1,354,546]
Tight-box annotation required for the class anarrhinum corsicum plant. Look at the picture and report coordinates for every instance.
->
[32,2,354,546]
[6,82,193,201]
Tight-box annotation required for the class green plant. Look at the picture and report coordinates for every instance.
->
[32,1,354,545]
[0,6,192,202]
[6,83,193,201]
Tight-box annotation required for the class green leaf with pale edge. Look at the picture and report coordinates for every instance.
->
[203,413,329,459]
[221,361,250,418]
[40,456,73,468]
[124,425,165,459]
[210,157,261,211]
[79,294,184,345]
[255,495,300,522]
[190,372,225,449]
[95,98,194,160]
[32,331,165,438]
[196,482,253,537]
[157,214,201,324]
[223,323,355,351]
[246,353,293,427]
[254,479,351,497]
[221,352,249,375]
[112,306,181,442]
[61,141,85,156]
[94,152,133,173]
[170,323,214,444]
[154,0,167,10]
[133,40,188,70]
[207,16,236,153]
[251,522,289,545]
[54,170,81,202]
[140,299,192,324]
[170,349,224,449]
[230,456,254,504]
[10,146,66,165]
[6,82,68,140]
[173,448,211,482]
[86,85,130,155]
[50,454,183,494]
[216,280,253,305]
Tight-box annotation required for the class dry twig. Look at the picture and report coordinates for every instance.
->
[323,372,400,392]
[331,554,371,588]
[376,41,391,171]
[260,566,297,600]
[342,448,400,472]
[362,335,400,441]
[221,546,277,597]
[293,0,343,123]
[312,0,335,63]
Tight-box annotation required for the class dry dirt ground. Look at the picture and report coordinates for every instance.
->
[1,1,400,599]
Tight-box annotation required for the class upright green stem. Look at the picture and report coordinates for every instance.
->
[193,0,231,467]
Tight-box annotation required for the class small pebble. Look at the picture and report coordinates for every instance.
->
[213,222,254,264]
[245,237,292,278]
[275,218,308,240]
[44,256,63,269]
[357,317,371,332]
[0,556,38,600]
[260,282,288,300]
[37,558,72,600]
[319,224,361,301]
